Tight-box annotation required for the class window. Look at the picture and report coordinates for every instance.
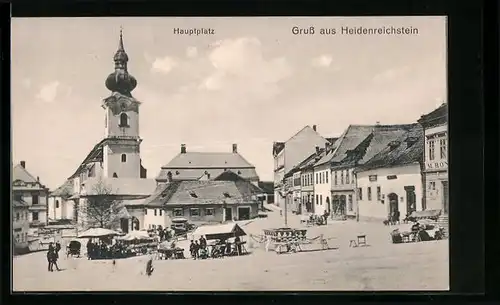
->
[358,188,363,200]
[205,208,215,216]
[429,181,436,190]
[316,173,318,184]
[320,195,323,205]
[368,187,372,201]
[173,208,184,217]
[346,170,350,184]
[348,195,353,211]
[440,138,447,159]
[16,213,20,221]
[119,112,129,127]
[32,212,39,221]
[316,195,319,205]
[429,140,435,161]
[377,186,381,201]
[154,209,157,216]
[145,209,148,215]
[340,171,344,184]
[55,200,59,208]
[352,170,355,183]
[334,171,338,185]
[121,154,127,163]
[159,210,163,216]
[32,194,39,205]
[14,193,22,201]
[326,171,329,184]
[190,208,200,216]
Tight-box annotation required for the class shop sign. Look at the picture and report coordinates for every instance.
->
[426,161,448,170]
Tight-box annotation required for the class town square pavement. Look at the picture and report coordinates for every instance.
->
[12,207,449,291]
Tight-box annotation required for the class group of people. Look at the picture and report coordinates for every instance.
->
[189,235,243,259]
[46,241,62,272]
[155,226,174,242]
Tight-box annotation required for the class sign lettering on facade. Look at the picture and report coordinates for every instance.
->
[426,161,448,170]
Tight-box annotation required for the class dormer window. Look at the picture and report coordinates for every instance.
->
[175,171,180,175]
[405,137,418,148]
[189,191,198,198]
[388,141,400,150]
[121,154,127,163]
[119,113,129,127]
[237,170,242,175]
[223,192,231,198]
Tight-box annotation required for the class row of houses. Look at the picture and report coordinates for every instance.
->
[274,103,448,227]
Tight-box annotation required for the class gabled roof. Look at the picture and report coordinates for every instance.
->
[315,125,375,166]
[358,124,424,172]
[272,125,324,156]
[50,180,74,198]
[68,139,106,179]
[418,103,448,128]
[161,151,255,169]
[145,180,261,207]
[13,164,38,183]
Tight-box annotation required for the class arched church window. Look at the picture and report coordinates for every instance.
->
[119,113,129,127]
[113,173,118,178]
[121,154,127,163]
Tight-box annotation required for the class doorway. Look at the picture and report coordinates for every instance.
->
[120,218,129,234]
[388,193,399,218]
[131,217,140,231]
[442,181,449,214]
[339,195,346,215]
[224,208,233,221]
[238,207,250,220]
[326,197,331,214]
[404,186,416,216]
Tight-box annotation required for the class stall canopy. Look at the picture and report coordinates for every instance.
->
[192,223,246,241]
[410,209,441,220]
[78,228,122,238]
[117,230,152,241]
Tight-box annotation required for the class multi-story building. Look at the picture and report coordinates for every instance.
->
[13,199,30,252]
[47,180,75,222]
[273,125,330,209]
[417,103,448,213]
[298,148,325,214]
[355,124,424,221]
[156,143,260,186]
[12,161,49,227]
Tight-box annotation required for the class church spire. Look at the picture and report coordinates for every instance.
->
[105,27,137,96]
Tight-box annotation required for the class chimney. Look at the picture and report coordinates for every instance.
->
[312,125,317,132]
[315,145,320,154]
[37,176,40,182]
[20,161,26,168]
[180,144,186,154]
[232,144,238,153]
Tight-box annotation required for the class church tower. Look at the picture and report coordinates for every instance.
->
[101,29,146,179]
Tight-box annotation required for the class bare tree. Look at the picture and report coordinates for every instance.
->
[80,178,123,229]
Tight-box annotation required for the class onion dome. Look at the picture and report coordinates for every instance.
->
[105,28,137,96]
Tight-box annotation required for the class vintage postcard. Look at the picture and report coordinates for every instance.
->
[11,16,448,291]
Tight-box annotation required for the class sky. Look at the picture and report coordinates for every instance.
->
[11,17,447,190]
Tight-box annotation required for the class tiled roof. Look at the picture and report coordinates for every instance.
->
[294,148,326,172]
[357,125,415,164]
[315,125,375,166]
[13,164,39,183]
[82,178,156,197]
[257,181,274,194]
[358,125,424,172]
[161,151,255,169]
[145,180,261,207]
[50,180,74,198]
[68,139,105,179]
[418,103,448,127]
[157,167,259,182]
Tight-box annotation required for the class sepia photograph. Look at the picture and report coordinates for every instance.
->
[11,16,448,291]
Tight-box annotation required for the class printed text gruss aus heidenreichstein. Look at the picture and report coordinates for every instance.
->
[291,26,419,36]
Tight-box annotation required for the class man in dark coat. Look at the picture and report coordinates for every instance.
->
[199,235,207,249]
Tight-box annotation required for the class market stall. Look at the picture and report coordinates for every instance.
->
[263,228,308,254]
[191,223,248,258]
[78,228,123,259]
[115,230,158,257]
[390,219,444,244]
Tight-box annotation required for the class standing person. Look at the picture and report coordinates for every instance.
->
[194,240,200,259]
[199,235,207,250]
[395,210,401,225]
[55,241,61,258]
[86,239,93,260]
[189,240,196,260]
[47,243,55,272]
[51,244,61,271]
[323,210,328,225]
[145,256,154,277]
